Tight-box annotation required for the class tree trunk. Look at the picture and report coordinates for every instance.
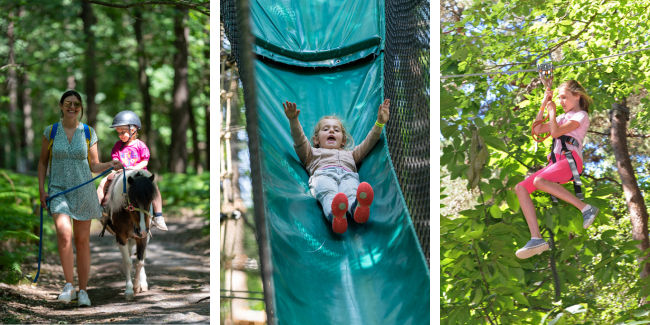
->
[205,104,210,171]
[188,101,202,173]
[204,26,210,171]
[22,72,34,169]
[7,10,19,171]
[610,101,650,280]
[81,1,98,132]
[169,6,190,173]
[133,8,158,172]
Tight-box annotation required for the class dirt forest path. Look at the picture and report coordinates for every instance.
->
[1,214,210,324]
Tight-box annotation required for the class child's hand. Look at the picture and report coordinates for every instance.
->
[283,101,300,120]
[547,101,557,116]
[377,99,390,124]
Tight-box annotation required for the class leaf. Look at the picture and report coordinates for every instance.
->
[506,191,520,213]
[560,245,578,261]
[489,204,503,219]
[496,262,509,279]
[472,287,483,304]
[548,313,565,325]
[512,292,529,306]
[482,135,508,152]
[565,304,587,314]
[591,187,617,197]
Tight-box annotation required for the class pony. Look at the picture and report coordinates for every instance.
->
[104,169,158,300]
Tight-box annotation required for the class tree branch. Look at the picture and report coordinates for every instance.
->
[0,53,85,71]
[588,130,650,138]
[583,174,622,187]
[81,0,210,16]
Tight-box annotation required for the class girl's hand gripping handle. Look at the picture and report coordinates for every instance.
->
[283,101,300,120]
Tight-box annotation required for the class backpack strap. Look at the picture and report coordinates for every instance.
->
[82,123,92,168]
[47,123,59,173]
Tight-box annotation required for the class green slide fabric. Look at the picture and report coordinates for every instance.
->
[249,0,384,67]
[254,54,430,325]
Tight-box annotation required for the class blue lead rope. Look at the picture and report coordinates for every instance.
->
[34,167,117,283]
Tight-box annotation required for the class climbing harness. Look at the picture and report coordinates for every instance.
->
[548,135,584,203]
[34,167,114,283]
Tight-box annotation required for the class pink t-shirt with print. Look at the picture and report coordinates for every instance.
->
[111,139,150,170]
[547,110,590,161]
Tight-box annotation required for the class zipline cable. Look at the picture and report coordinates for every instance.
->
[440,46,650,79]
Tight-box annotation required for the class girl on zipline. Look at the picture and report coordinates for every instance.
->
[282,99,390,234]
[96,110,167,231]
[38,90,124,306]
[515,80,600,259]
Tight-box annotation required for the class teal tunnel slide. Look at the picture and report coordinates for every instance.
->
[249,0,430,324]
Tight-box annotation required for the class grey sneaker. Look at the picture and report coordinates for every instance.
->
[57,283,77,303]
[583,206,600,229]
[77,289,91,307]
[516,238,550,259]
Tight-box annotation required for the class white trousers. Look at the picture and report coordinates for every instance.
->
[308,167,360,221]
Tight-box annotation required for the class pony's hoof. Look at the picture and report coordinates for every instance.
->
[134,287,141,294]
[125,293,134,300]
[140,285,148,292]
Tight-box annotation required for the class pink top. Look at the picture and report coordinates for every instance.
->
[548,110,590,162]
[111,139,150,170]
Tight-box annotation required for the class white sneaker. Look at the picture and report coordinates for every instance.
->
[57,283,77,303]
[78,289,91,307]
[152,215,168,231]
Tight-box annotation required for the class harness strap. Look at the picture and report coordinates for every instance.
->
[549,135,584,202]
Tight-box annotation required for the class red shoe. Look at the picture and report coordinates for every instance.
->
[353,182,374,224]
[331,193,348,234]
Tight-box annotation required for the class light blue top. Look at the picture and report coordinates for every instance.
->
[44,122,102,220]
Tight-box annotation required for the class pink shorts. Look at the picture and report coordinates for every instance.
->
[518,151,583,194]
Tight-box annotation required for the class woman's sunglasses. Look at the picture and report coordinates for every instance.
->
[63,101,82,108]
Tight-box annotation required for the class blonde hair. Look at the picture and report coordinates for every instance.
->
[559,80,593,113]
[310,115,354,150]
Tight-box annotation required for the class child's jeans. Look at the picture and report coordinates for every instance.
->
[309,167,360,222]
[518,151,584,194]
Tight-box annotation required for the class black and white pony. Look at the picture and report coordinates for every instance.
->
[104,169,157,300]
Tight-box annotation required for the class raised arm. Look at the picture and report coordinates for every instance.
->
[352,99,390,164]
[284,101,312,165]
[546,101,581,138]
[533,88,553,135]
[89,143,123,174]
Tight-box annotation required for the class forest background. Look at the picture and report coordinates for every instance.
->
[441,0,650,324]
[0,0,210,287]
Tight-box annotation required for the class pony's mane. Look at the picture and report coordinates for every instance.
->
[107,169,153,214]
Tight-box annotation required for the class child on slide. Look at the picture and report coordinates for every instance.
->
[97,110,167,231]
[515,80,600,259]
[283,99,390,234]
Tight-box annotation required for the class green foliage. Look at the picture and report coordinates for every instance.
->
[0,169,56,285]
[441,0,650,323]
[157,171,209,231]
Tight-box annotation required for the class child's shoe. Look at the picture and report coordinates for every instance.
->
[331,193,348,234]
[58,283,77,303]
[352,182,374,224]
[515,238,549,259]
[582,205,600,229]
[152,213,168,231]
